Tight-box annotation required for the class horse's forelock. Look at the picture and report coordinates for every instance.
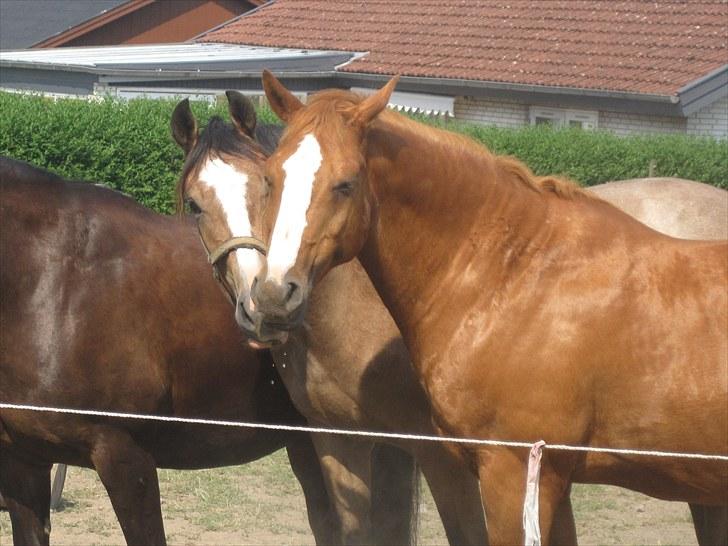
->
[175,117,267,215]
[281,89,365,143]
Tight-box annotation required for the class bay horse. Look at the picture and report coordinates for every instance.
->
[0,157,419,546]
[247,72,727,545]
[172,93,490,545]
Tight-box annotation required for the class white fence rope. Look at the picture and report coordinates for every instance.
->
[2,402,727,461]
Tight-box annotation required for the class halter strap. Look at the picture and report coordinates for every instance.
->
[208,236,268,266]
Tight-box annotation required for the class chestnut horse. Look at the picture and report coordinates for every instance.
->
[172,93,489,545]
[0,157,419,546]
[248,73,727,545]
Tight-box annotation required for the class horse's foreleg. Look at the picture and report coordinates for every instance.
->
[89,429,166,546]
[312,432,374,545]
[413,443,487,545]
[550,486,578,546]
[477,447,570,546]
[286,433,336,545]
[370,443,419,546]
[0,447,51,546]
[689,503,728,546]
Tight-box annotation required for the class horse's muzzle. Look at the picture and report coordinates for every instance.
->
[235,296,289,347]
[251,276,308,331]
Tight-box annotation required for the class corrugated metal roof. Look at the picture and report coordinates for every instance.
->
[0,43,353,71]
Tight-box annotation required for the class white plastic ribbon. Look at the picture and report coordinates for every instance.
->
[523,440,546,546]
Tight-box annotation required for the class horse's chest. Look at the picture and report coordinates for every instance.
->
[271,341,364,427]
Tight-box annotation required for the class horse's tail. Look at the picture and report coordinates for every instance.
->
[370,443,420,546]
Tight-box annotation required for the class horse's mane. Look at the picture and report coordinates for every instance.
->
[290,88,589,201]
[175,117,282,214]
[495,156,585,199]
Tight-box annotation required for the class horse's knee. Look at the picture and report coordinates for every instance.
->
[0,447,51,546]
[312,435,374,544]
[550,489,578,546]
[416,445,486,546]
[478,447,570,546]
[370,444,419,546]
[286,436,336,545]
[690,503,728,546]
[89,430,166,546]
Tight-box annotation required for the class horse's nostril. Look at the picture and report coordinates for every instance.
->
[286,282,298,301]
[284,280,304,312]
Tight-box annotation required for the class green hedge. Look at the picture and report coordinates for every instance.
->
[1,91,725,215]
[445,120,728,189]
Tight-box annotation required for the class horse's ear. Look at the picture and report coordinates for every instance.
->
[226,90,257,138]
[262,69,303,123]
[171,98,198,155]
[348,76,399,128]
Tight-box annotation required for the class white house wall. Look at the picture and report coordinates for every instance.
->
[598,110,687,136]
[687,96,728,139]
[454,96,528,128]
[451,94,726,139]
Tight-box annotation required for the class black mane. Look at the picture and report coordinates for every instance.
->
[254,123,283,156]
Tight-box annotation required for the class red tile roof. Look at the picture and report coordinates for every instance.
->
[199,0,728,96]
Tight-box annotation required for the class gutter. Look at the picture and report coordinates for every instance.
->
[0,60,338,81]
[334,72,679,106]
[676,64,728,116]
[6,54,724,119]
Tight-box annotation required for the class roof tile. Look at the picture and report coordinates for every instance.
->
[200,0,728,95]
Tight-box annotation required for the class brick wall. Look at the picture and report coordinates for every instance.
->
[595,110,687,136]
[454,96,527,128]
[453,95,727,138]
[687,96,728,139]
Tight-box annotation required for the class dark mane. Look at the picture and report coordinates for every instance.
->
[175,117,282,214]
[255,123,284,156]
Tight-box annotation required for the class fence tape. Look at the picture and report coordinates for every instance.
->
[523,440,546,546]
[2,402,727,461]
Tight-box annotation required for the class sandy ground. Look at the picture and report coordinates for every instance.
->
[0,450,697,545]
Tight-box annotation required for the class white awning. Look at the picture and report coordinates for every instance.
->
[0,43,348,69]
[351,86,454,117]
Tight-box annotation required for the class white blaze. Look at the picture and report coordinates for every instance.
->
[198,157,264,287]
[267,133,322,283]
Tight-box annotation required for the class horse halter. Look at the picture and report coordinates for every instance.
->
[204,235,268,298]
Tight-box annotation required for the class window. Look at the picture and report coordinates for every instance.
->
[529,107,598,130]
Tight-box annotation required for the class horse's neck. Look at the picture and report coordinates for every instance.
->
[360,115,552,359]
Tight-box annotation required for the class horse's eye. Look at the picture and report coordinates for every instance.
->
[186,199,202,215]
[333,180,355,196]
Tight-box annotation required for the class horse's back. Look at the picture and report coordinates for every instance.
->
[588,178,728,240]
[0,157,291,468]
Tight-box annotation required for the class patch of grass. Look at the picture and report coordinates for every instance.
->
[1,458,697,545]
[158,449,308,534]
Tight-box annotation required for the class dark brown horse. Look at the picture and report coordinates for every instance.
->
[0,157,418,546]
[248,73,727,545]
[172,94,489,545]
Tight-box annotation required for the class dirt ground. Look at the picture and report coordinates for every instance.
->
[0,449,697,545]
